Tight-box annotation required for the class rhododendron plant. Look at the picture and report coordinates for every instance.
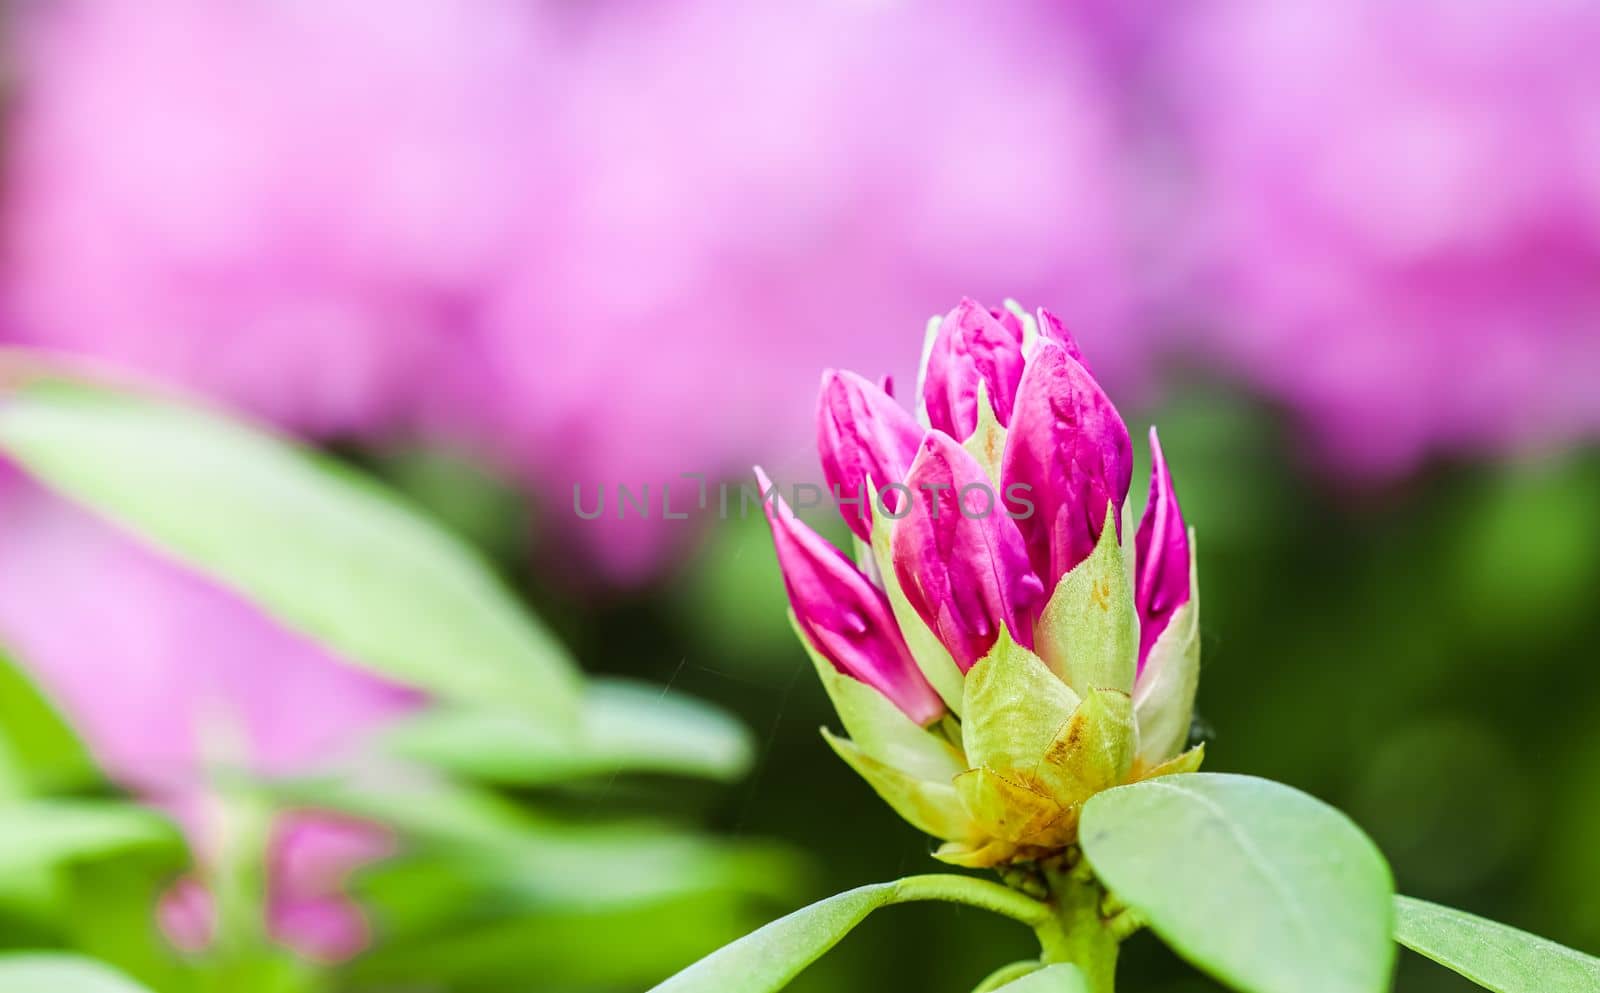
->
[655,301,1600,993]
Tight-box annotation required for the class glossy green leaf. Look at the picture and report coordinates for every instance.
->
[1080,773,1395,993]
[650,874,1050,993]
[0,953,156,992]
[1394,895,1600,993]
[384,679,754,784]
[0,376,579,722]
[0,801,183,876]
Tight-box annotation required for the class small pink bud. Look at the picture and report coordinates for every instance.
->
[817,370,923,542]
[891,432,1043,671]
[1135,427,1191,672]
[920,298,1026,441]
[755,468,945,724]
[1002,341,1132,591]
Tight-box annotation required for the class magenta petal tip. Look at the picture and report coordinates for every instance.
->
[1134,426,1191,671]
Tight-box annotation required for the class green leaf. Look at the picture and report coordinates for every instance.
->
[278,774,803,913]
[0,801,184,876]
[650,874,1050,993]
[1393,895,1600,993]
[1080,773,1395,993]
[0,376,579,722]
[989,963,1090,993]
[384,679,755,784]
[0,953,157,992]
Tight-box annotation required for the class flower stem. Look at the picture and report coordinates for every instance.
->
[1029,861,1124,993]
[887,870,1125,992]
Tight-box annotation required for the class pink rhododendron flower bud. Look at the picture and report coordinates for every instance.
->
[1003,341,1133,593]
[919,299,1027,442]
[891,431,1042,670]
[816,370,923,542]
[1035,307,1089,370]
[754,467,945,726]
[762,299,1203,869]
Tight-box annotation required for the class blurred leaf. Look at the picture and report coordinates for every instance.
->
[370,446,530,563]
[0,374,579,723]
[0,952,157,992]
[383,678,754,785]
[283,774,802,913]
[1080,774,1395,993]
[346,889,766,993]
[1394,895,1600,993]
[61,859,198,993]
[0,649,97,797]
[0,801,183,876]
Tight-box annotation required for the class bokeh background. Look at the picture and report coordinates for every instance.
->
[0,1,1598,991]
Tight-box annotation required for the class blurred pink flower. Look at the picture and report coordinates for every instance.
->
[1163,0,1600,476]
[1,0,1145,582]
[0,466,420,960]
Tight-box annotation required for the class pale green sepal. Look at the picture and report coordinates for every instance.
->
[867,489,966,714]
[961,629,1080,774]
[963,379,1008,482]
[822,730,976,841]
[934,836,1019,869]
[1133,537,1200,768]
[915,314,942,429]
[851,533,882,585]
[794,616,964,782]
[954,766,1070,849]
[1036,688,1136,809]
[1136,742,1205,781]
[1034,503,1138,697]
